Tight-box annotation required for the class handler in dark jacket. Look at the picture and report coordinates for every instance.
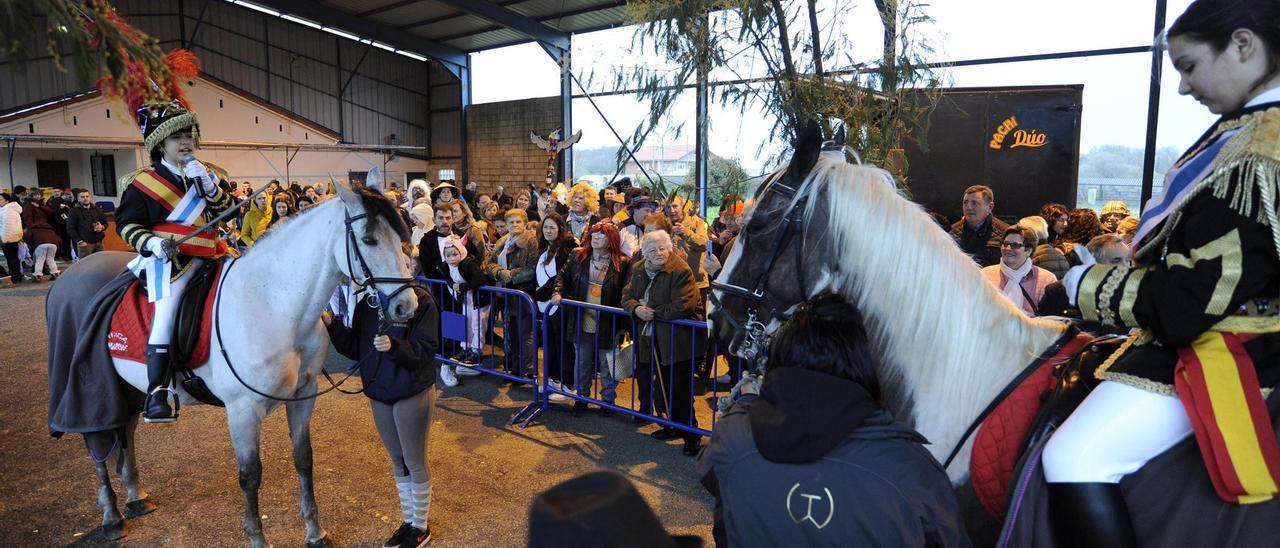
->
[323,285,440,546]
[698,293,967,548]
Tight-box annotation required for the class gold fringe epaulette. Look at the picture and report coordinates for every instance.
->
[117,166,151,191]
[1136,107,1280,261]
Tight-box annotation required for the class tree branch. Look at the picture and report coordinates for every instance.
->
[768,0,797,82]
[806,0,823,78]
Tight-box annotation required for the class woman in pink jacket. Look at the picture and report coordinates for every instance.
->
[981,225,1057,316]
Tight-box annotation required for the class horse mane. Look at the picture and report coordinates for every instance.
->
[795,152,1065,473]
[354,185,410,241]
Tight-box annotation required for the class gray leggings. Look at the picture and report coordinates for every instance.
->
[370,387,437,484]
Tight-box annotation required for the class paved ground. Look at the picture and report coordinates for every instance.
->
[0,278,715,547]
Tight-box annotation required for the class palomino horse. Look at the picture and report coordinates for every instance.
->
[47,182,416,547]
[709,124,1280,544]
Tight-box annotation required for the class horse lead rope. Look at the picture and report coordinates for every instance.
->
[213,258,361,402]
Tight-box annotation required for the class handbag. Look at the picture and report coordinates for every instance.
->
[609,335,635,380]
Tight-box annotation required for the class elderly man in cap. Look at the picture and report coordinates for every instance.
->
[1099,200,1131,233]
[620,194,658,256]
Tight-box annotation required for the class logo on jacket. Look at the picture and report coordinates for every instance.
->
[786,483,835,529]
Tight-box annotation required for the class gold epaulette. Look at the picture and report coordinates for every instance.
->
[118,166,150,191]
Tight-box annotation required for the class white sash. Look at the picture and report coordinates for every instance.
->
[126,184,207,302]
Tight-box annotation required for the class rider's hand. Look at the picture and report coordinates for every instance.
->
[144,236,172,262]
[551,293,562,305]
[182,158,218,194]
[373,335,393,352]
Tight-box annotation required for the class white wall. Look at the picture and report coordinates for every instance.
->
[2,76,439,200]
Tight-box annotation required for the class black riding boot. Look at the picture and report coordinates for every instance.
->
[1047,482,1138,548]
[143,344,178,423]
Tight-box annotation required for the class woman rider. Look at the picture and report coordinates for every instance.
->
[1049,1,1280,545]
[115,99,235,424]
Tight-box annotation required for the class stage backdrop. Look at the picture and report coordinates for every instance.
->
[903,85,1083,225]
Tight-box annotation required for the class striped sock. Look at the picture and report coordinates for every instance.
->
[410,481,432,529]
[395,476,413,524]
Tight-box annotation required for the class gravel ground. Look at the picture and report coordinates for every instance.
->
[0,279,715,547]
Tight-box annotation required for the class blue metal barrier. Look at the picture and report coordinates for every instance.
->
[420,277,542,420]
[519,298,752,437]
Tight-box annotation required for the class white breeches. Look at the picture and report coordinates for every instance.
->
[148,259,203,345]
[1042,380,1193,483]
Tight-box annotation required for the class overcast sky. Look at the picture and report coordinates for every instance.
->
[470,0,1212,175]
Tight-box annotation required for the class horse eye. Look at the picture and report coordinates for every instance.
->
[362,237,378,246]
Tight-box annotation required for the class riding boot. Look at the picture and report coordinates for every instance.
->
[1047,482,1138,548]
[143,344,178,423]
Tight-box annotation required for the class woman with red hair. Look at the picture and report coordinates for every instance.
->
[553,221,632,415]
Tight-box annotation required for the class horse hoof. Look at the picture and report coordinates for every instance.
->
[125,497,157,518]
[100,519,125,540]
[305,533,332,548]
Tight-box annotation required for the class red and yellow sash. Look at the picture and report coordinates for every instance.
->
[1176,331,1280,504]
[130,170,185,213]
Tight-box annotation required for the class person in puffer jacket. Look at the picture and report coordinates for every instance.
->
[698,293,968,547]
[1,192,25,283]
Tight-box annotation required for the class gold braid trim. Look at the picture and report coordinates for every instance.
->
[1094,332,1138,379]
[142,112,200,153]
[1096,266,1130,326]
[1135,107,1280,262]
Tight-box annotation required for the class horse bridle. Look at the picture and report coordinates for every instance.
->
[343,208,417,322]
[708,173,811,361]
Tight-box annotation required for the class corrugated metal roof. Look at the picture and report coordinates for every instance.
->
[315,0,628,55]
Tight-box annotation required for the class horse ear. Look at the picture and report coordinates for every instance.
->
[365,166,383,192]
[787,120,823,181]
[333,176,358,206]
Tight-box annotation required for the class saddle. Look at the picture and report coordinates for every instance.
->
[108,260,223,372]
[968,331,1123,519]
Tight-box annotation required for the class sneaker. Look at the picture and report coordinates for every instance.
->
[407,525,431,547]
[548,389,570,403]
[439,365,458,388]
[453,351,476,365]
[383,521,414,548]
[651,427,680,441]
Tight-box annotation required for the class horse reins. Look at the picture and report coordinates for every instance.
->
[708,173,810,361]
[211,207,416,402]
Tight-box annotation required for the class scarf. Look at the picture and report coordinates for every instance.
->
[999,258,1034,312]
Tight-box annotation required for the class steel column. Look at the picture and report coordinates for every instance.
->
[1139,0,1168,212]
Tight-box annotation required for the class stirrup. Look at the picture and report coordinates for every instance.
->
[144,387,179,424]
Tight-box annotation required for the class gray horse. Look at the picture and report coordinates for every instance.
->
[47,182,417,547]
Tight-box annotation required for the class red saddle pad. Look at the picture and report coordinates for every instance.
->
[970,333,1089,519]
[107,269,221,369]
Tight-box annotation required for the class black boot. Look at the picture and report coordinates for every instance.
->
[1047,482,1138,548]
[143,345,178,423]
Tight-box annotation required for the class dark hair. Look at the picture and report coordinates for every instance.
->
[149,147,164,165]
[1039,202,1068,224]
[1060,208,1103,245]
[539,212,573,264]
[0,192,12,203]
[765,294,880,401]
[1003,225,1038,249]
[1169,0,1280,90]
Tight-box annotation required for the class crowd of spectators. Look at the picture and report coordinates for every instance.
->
[947,184,1139,322]
[0,185,103,283]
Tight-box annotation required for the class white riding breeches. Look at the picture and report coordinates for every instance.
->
[1042,380,1193,483]
[148,259,203,345]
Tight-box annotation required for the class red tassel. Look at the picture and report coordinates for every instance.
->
[164,49,201,79]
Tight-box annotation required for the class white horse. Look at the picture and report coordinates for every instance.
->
[709,125,1280,545]
[710,126,1067,483]
[49,182,417,547]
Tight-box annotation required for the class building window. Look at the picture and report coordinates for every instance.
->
[437,169,456,181]
[90,154,117,196]
[36,160,70,189]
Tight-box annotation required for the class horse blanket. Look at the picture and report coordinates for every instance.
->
[47,251,144,435]
[108,269,220,368]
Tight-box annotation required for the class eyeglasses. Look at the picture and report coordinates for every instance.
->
[1000,241,1028,250]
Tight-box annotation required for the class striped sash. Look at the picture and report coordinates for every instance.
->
[126,171,211,301]
[1176,331,1280,504]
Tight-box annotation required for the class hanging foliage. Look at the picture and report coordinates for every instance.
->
[0,0,193,108]
[616,0,943,196]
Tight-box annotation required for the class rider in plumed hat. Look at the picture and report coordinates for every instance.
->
[109,51,237,423]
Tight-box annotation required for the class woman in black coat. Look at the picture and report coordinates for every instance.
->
[553,221,631,415]
[533,213,576,394]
